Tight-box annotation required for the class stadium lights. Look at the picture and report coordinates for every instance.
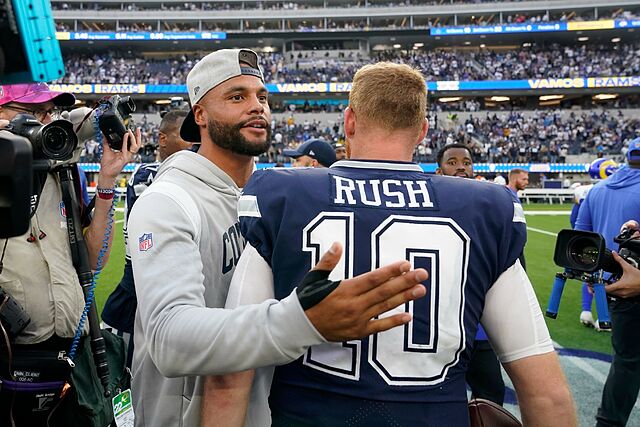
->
[539,95,564,101]
[489,96,510,102]
[578,36,589,42]
[438,97,462,103]
[522,42,532,47]
[611,37,621,43]
[480,44,486,48]
[414,42,424,48]
[155,99,171,105]
[594,94,618,100]
[464,41,471,45]
[393,44,401,49]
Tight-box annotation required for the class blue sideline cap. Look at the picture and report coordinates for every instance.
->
[283,139,337,167]
[628,138,640,162]
[180,49,264,142]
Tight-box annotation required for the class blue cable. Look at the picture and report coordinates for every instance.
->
[68,107,113,360]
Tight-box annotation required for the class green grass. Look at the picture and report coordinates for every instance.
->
[95,204,612,355]
[95,207,126,317]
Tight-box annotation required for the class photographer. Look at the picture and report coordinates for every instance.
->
[0,83,141,426]
[575,139,640,427]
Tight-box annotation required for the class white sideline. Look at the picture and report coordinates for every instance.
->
[527,227,558,237]
[523,210,572,215]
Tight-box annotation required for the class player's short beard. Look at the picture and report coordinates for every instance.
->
[207,117,271,156]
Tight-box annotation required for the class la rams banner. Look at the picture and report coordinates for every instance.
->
[56,31,226,41]
[58,77,640,95]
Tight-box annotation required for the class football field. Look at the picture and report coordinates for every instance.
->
[94,203,638,426]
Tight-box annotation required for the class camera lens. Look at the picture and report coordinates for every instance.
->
[40,123,77,160]
[568,237,599,268]
[44,127,67,151]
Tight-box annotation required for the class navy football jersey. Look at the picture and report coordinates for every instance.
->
[239,160,526,426]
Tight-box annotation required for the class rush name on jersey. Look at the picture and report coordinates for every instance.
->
[238,160,526,424]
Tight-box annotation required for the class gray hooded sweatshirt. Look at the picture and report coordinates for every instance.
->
[128,151,325,426]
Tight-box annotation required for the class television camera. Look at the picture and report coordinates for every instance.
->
[546,228,640,330]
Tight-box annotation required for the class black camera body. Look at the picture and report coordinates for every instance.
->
[6,114,78,161]
[554,229,640,277]
[97,95,136,151]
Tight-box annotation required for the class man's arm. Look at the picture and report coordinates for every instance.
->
[481,261,577,426]
[85,129,141,269]
[201,371,255,427]
[203,245,275,427]
[503,353,577,427]
[129,192,428,377]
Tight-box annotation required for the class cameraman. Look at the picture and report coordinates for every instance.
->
[0,83,141,426]
[575,139,640,427]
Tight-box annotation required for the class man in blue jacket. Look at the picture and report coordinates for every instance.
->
[575,138,640,427]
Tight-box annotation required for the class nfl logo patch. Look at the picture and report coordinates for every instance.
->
[139,233,153,251]
[59,201,66,218]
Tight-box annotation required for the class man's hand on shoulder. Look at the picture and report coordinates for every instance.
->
[303,242,427,342]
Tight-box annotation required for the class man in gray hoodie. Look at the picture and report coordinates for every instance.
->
[127,49,428,427]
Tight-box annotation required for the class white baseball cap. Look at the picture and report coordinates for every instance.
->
[180,49,264,142]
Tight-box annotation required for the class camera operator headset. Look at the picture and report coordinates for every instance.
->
[574,139,640,427]
[0,83,140,427]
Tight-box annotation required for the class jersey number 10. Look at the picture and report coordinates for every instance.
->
[302,212,470,386]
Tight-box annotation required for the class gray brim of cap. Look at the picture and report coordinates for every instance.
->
[180,109,201,142]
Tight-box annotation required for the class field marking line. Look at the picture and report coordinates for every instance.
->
[554,344,640,411]
[527,227,558,237]
[554,341,608,384]
[524,210,571,215]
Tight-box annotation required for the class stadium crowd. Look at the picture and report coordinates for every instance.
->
[80,108,637,165]
[52,1,544,11]
[434,110,639,163]
[59,41,640,85]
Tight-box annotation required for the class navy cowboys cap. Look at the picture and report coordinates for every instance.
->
[283,139,337,167]
[180,49,265,142]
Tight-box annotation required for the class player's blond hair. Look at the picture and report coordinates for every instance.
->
[349,62,427,131]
